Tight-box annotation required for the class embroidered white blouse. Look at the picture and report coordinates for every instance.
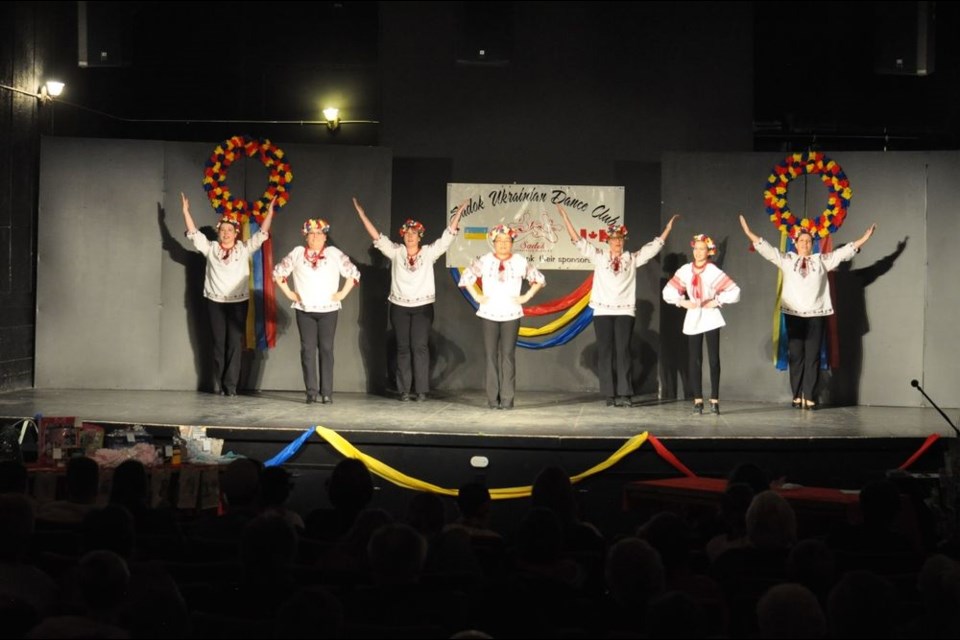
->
[373,227,458,307]
[575,237,664,317]
[458,253,546,322]
[273,245,361,313]
[188,229,269,303]
[753,238,858,317]
[662,262,741,335]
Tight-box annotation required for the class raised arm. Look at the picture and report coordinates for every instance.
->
[352,197,381,242]
[448,200,467,232]
[853,223,877,250]
[260,196,277,234]
[658,214,680,242]
[739,214,761,243]
[556,204,580,243]
[181,192,198,234]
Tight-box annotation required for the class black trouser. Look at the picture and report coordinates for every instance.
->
[296,309,338,397]
[481,318,521,407]
[688,328,721,400]
[391,303,434,394]
[594,315,635,397]
[785,314,824,401]
[207,299,247,395]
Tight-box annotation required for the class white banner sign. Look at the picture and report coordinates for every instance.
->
[445,183,625,270]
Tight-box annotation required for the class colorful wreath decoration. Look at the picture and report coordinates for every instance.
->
[203,135,293,223]
[763,151,851,238]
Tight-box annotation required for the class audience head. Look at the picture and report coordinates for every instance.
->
[65,456,100,504]
[727,462,770,495]
[367,522,427,584]
[604,536,665,608]
[827,570,898,638]
[221,458,262,509]
[327,458,374,513]
[241,514,299,570]
[531,466,578,524]
[637,511,692,575]
[756,583,827,638]
[259,465,295,509]
[746,490,797,549]
[457,481,492,522]
[405,491,445,539]
[109,459,148,509]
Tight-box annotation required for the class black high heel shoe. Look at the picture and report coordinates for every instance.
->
[693,401,704,415]
[792,398,802,409]
[710,401,720,415]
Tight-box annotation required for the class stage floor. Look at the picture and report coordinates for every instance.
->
[0,388,953,442]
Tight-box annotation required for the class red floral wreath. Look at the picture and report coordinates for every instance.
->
[203,135,293,223]
[763,151,851,238]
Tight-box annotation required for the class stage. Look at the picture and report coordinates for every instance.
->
[2,388,952,536]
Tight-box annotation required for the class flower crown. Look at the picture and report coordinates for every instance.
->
[606,224,629,240]
[488,224,518,242]
[302,218,331,235]
[399,219,425,237]
[690,233,717,256]
[216,213,241,230]
[792,226,815,241]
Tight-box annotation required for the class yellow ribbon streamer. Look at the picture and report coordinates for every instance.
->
[313,425,649,501]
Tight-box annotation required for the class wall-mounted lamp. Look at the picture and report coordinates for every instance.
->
[41,81,65,101]
[323,107,340,131]
[0,79,65,103]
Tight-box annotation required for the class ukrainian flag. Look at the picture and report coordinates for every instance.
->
[464,226,488,240]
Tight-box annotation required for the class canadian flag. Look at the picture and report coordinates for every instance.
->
[580,228,610,242]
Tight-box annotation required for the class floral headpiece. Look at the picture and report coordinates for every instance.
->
[690,234,717,256]
[488,224,518,242]
[302,218,331,235]
[606,224,629,240]
[216,213,241,231]
[399,219,425,238]
[792,226,814,241]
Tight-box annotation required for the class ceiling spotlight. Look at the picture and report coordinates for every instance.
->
[323,107,340,131]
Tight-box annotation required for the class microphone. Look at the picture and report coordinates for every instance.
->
[909,379,959,437]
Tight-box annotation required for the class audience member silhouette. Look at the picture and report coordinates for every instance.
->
[305,458,374,542]
[0,493,58,617]
[258,466,305,531]
[35,456,100,526]
[755,582,827,639]
[827,569,899,639]
[190,457,262,542]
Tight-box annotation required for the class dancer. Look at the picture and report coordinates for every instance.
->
[459,225,545,409]
[739,215,876,409]
[274,218,361,404]
[181,192,275,396]
[353,197,466,401]
[557,205,678,407]
[662,234,740,414]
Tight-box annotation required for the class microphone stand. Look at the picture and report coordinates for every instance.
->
[911,379,960,438]
[910,379,960,548]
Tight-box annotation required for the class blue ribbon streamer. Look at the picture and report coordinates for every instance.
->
[264,427,315,467]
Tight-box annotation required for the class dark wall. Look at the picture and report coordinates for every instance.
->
[2,1,755,390]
